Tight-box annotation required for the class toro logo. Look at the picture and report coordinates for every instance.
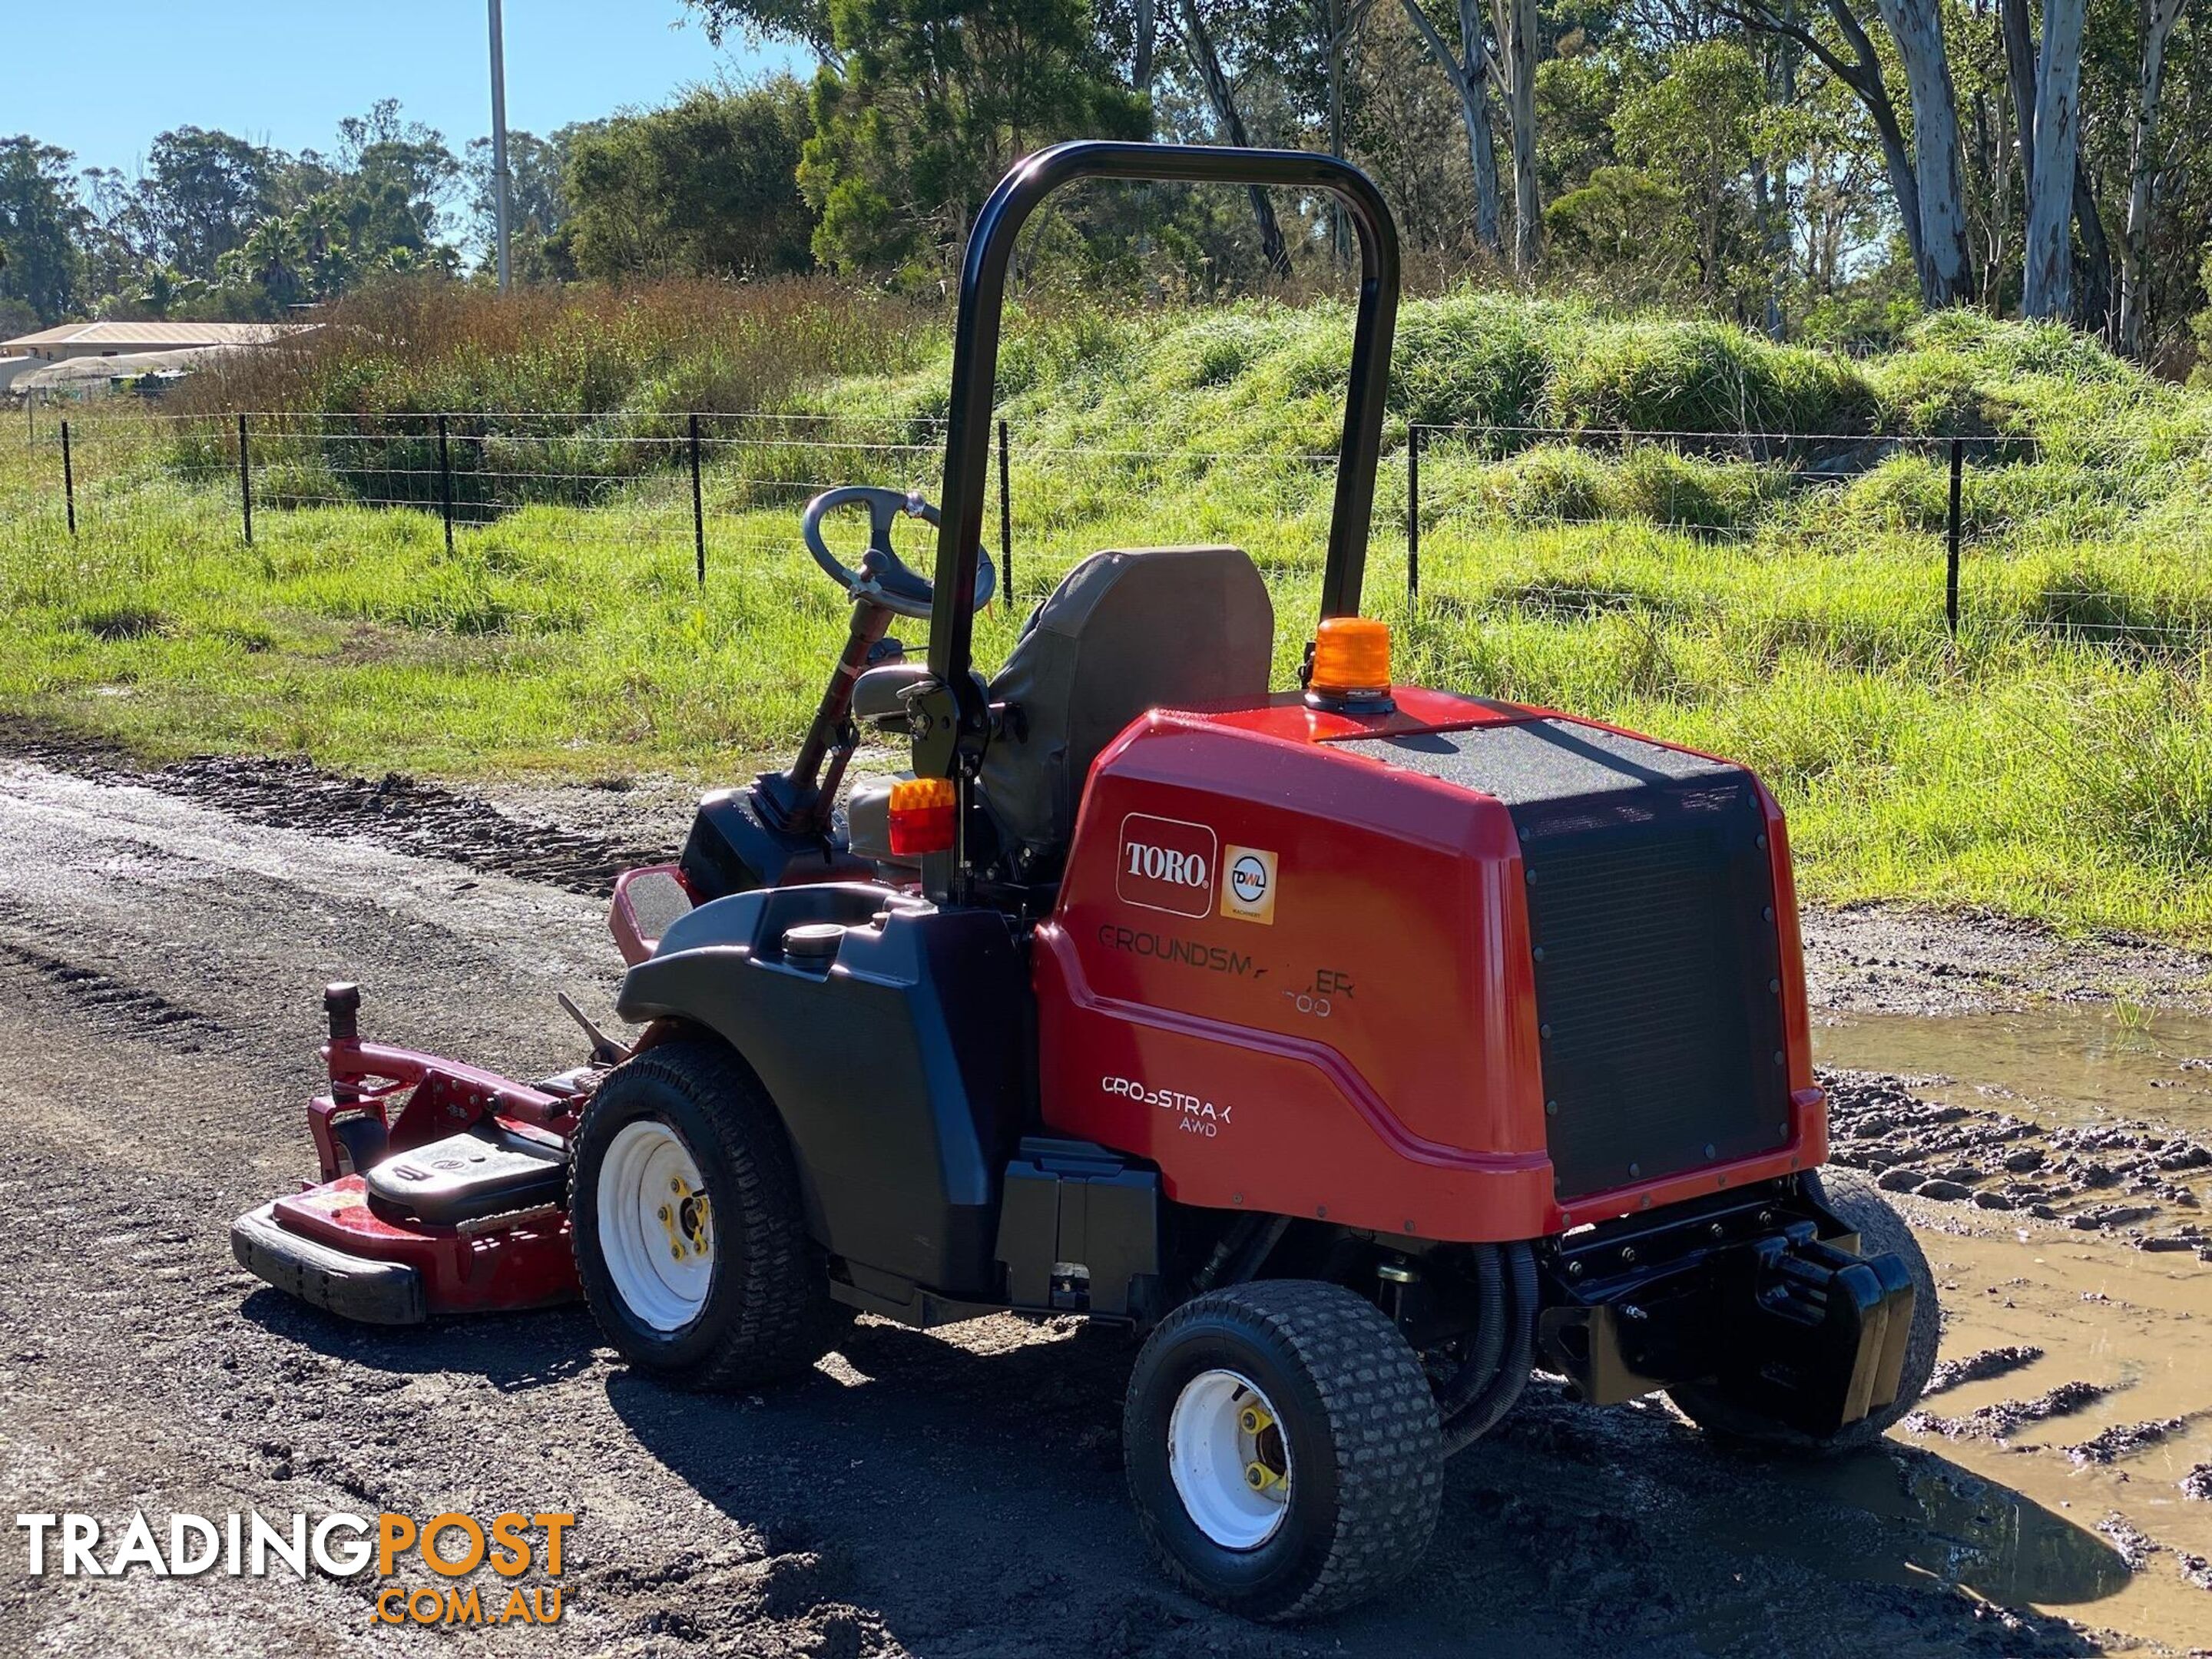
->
[1116,813,1217,919]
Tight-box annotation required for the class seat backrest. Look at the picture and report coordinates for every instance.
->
[979,545,1273,872]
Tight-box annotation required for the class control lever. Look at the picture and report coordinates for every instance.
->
[557,992,632,1067]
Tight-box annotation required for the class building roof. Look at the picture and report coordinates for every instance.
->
[1,320,316,352]
[15,348,233,390]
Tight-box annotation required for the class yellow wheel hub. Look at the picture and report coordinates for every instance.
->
[657,1175,710,1260]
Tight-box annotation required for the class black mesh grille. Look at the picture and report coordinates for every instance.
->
[1339,719,1790,1198]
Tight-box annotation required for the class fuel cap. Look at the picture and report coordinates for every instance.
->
[781,922,846,964]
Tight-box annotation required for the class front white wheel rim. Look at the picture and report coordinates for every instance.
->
[597,1119,714,1332]
[1167,1369,1293,1550]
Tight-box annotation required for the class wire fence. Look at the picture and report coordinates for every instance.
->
[11,402,2212,652]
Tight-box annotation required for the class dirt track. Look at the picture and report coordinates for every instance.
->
[2,747,2209,1657]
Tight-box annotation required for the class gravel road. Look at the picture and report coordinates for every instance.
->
[0,745,2205,1657]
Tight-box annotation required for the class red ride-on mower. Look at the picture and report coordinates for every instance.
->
[235,142,1939,1621]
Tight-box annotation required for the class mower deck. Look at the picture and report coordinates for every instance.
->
[232,1170,578,1326]
[232,1195,429,1326]
[230,986,585,1323]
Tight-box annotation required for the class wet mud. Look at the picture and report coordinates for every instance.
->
[1822,1066,2212,1242]
[2,733,2211,1653]
[0,720,670,898]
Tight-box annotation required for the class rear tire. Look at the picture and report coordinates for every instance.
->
[1669,1168,1941,1452]
[1123,1280,1442,1621]
[571,1037,834,1390]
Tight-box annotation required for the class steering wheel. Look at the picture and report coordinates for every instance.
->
[800,485,996,621]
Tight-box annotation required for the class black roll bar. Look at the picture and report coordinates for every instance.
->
[923,141,1402,722]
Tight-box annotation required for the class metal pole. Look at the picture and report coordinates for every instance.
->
[1945,437,1962,638]
[488,0,512,291]
[1406,424,1420,607]
[238,411,253,545]
[436,413,455,555]
[61,418,75,536]
[997,417,1013,605]
[690,412,706,588]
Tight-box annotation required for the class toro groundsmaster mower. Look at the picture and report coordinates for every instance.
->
[233,141,1938,1621]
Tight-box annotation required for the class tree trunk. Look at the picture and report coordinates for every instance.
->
[2118,0,2185,355]
[2075,162,2113,336]
[1136,0,1157,95]
[1996,0,2036,296]
[1489,0,1540,271]
[1328,0,1347,267]
[1176,0,1292,276]
[1873,0,1975,303]
[2000,0,2036,188]
[1759,34,1798,339]
[2022,0,2085,318]
[1460,0,1502,253]
[1713,0,1927,290]
[1401,0,1502,255]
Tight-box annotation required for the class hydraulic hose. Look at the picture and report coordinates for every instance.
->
[1220,1215,1292,1286]
[1432,1243,1505,1421]
[1190,1215,1260,1294]
[1442,1241,1537,1456]
[1190,1214,1293,1296]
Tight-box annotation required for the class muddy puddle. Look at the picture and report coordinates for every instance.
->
[1819,1003,2212,1141]
[1803,1007,2212,1648]
[1856,1217,2212,1648]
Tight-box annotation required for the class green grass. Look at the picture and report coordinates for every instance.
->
[8,292,2212,944]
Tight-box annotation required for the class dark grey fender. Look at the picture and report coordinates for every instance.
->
[615,882,1031,1301]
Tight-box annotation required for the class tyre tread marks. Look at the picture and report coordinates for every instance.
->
[1134,1280,1442,1621]
[575,1038,827,1390]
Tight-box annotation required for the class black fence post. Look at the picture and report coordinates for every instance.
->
[60,418,75,537]
[997,417,1014,605]
[1406,424,1421,608]
[237,412,254,545]
[690,412,707,589]
[1945,437,1962,639]
[435,413,455,555]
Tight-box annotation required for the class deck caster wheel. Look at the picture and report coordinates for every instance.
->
[571,1038,836,1389]
[1670,1167,1942,1452]
[1123,1280,1442,1621]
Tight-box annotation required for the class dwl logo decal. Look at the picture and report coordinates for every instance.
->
[1221,845,1278,925]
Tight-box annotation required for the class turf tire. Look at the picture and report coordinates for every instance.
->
[571,1037,833,1390]
[1124,1279,1442,1621]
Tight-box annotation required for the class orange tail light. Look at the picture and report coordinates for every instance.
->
[887,777,957,856]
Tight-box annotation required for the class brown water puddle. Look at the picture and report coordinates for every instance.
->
[1695,1218,2211,1647]
[1816,1004,2212,1139]
[1901,1220,2210,1645]
[1800,1005,2212,1647]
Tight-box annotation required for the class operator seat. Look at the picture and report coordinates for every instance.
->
[846,545,1274,876]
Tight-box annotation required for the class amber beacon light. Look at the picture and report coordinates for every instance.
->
[1305,616,1395,713]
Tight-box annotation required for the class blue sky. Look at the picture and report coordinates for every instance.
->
[7,1,804,177]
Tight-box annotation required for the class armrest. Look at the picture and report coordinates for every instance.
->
[853,662,939,724]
